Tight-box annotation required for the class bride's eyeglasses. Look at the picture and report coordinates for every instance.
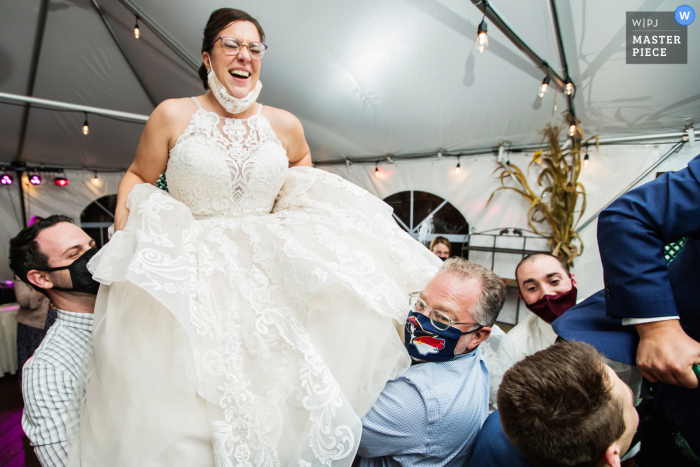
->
[409,292,483,333]
[217,36,268,60]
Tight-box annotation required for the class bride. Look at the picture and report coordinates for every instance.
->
[74,8,441,467]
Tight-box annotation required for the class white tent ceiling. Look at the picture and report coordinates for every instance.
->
[1,0,698,169]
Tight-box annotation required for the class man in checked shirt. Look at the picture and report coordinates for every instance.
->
[9,215,100,467]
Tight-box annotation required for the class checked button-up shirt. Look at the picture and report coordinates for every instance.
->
[357,348,490,467]
[22,309,93,467]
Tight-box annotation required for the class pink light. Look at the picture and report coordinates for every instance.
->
[29,175,41,185]
[54,177,69,187]
[0,174,13,185]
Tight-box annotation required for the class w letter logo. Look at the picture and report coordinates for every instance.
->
[675,5,695,26]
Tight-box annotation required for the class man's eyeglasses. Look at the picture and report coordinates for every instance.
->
[409,292,483,334]
[216,36,268,60]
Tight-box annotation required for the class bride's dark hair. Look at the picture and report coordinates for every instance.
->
[198,8,266,90]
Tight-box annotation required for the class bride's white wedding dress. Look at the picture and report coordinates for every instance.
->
[75,97,441,466]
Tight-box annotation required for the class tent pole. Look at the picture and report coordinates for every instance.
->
[313,133,687,167]
[15,170,27,227]
[90,0,158,108]
[117,0,200,73]
[14,0,50,162]
[548,0,575,116]
[0,92,148,122]
[470,0,567,92]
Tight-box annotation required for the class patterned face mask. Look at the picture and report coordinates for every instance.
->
[404,311,463,362]
[207,57,262,115]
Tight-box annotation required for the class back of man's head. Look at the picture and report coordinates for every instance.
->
[497,340,625,467]
[9,215,75,287]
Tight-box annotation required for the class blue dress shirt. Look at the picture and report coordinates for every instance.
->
[357,348,489,467]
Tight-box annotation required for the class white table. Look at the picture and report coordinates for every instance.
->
[0,303,18,376]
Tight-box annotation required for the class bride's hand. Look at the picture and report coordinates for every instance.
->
[114,206,130,232]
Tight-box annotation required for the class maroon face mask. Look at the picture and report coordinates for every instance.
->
[523,284,578,324]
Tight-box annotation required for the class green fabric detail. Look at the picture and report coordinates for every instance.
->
[664,238,686,264]
[156,173,168,193]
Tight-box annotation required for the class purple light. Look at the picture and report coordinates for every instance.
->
[29,175,42,185]
[0,174,13,185]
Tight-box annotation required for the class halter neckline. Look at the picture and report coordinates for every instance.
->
[191,96,263,122]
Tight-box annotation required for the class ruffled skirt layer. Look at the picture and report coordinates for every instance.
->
[75,167,441,467]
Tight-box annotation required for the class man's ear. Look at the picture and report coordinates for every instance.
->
[601,443,622,467]
[25,270,53,291]
[468,327,491,351]
[570,273,578,287]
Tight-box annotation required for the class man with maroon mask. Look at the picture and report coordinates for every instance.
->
[509,253,577,361]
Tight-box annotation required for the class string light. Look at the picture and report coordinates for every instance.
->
[455,156,461,174]
[538,75,550,98]
[82,113,89,136]
[92,172,100,185]
[134,16,140,39]
[568,123,576,137]
[29,174,42,185]
[477,19,489,53]
[374,163,379,178]
[0,174,13,185]
[565,79,574,96]
[54,177,69,187]
[583,146,589,168]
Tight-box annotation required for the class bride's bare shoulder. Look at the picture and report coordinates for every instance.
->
[150,97,199,125]
[261,106,304,140]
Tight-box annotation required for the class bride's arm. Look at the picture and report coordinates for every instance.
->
[286,115,311,167]
[265,108,312,168]
[114,100,181,231]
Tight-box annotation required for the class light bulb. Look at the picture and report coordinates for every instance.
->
[455,163,461,174]
[538,76,550,98]
[92,173,100,185]
[82,114,89,135]
[477,20,488,53]
[375,164,379,177]
[583,153,589,168]
[134,18,140,39]
[565,81,574,96]
[569,124,576,137]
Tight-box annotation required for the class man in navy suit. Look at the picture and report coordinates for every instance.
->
[554,154,700,453]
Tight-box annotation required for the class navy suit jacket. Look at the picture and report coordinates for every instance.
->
[598,154,700,320]
[554,154,700,364]
[468,411,531,467]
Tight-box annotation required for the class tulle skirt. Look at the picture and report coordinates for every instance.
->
[73,167,441,467]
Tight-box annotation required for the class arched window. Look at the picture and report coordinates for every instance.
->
[383,191,469,255]
[81,194,116,248]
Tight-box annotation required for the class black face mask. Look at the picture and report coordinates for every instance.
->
[38,247,100,295]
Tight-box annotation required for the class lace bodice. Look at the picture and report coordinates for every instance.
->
[166,97,289,218]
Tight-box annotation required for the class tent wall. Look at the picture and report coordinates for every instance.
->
[0,170,123,281]
[323,143,699,324]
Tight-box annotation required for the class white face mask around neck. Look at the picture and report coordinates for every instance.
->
[207,57,262,115]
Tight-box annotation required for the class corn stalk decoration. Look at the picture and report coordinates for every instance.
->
[488,122,597,268]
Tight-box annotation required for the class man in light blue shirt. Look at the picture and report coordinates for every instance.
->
[357,258,507,467]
